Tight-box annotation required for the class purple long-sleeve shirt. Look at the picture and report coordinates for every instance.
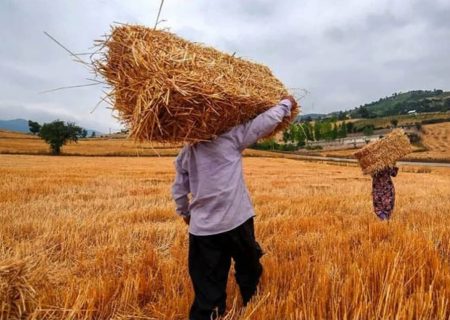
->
[171,99,293,235]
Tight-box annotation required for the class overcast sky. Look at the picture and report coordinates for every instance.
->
[1,0,449,132]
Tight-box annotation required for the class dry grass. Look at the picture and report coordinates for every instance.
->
[409,122,450,162]
[1,155,450,319]
[0,130,39,139]
[95,25,298,142]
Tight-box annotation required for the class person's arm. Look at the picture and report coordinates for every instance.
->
[227,97,296,151]
[171,150,190,220]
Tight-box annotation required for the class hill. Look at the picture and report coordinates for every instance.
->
[0,118,103,136]
[348,90,450,118]
[0,119,29,132]
[297,113,326,121]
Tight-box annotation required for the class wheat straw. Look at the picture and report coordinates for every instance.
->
[354,129,413,175]
[94,25,300,143]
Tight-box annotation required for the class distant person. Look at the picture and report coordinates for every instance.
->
[372,166,399,220]
[172,96,297,320]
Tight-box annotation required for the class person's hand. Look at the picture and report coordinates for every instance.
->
[281,95,298,109]
[182,215,190,225]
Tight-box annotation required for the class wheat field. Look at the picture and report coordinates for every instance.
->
[1,154,450,319]
[0,130,181,156]
[418,123,450,161]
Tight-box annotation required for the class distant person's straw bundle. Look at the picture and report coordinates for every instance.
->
[354,129,413,175]
[94,25,299,143]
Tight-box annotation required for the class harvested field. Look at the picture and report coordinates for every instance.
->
[0,130,180,156]
[416,122,450,161]
[1,155,450,319]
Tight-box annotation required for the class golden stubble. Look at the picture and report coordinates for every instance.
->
[1,155,450,319]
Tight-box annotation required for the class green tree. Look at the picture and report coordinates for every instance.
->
[294,124,307,147]
[320,121,332,140]
[81,129,88,138]
[28,120,41,135]
[289,124,299,144]
[363,125,374,136]
[390,119,399,128]
[261,138,277,150]
[359,106,370,118]
[304,123,313,141]
[39,120,82,155]
[282,128,290,143]
[338,121,347,138]
[90,131,96,138]
[444,99,450,109]
[282,124,298,144]
[313,122,321,141]
[331,123,338,140]
[346,122,355,133]
[337,111,347,120]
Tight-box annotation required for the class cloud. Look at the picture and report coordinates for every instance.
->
[0,0,449,127]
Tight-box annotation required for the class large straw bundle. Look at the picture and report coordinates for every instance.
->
[354,129,413,175]
[95,25,299,142]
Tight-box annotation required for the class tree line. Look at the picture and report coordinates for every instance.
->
[283,120,349,147]
[253,119,357,151]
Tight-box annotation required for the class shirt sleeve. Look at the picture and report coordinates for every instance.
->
[227,99,293,151]
[171,149,191,217]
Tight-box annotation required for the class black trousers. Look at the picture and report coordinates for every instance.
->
[188,218,263,320]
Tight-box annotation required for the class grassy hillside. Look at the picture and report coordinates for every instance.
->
[349,90,450,118]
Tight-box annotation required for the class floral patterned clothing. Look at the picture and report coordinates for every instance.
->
[371,167,399,220]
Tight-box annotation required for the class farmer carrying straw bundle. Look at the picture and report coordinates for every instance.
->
[354,129,412,221]
[95,24,299,320]
[173,96,298,319]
